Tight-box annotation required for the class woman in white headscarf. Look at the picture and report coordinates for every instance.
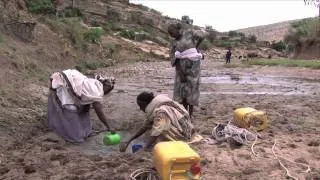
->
[48,69,115,142]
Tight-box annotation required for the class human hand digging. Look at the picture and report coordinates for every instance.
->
[119,142,129,152]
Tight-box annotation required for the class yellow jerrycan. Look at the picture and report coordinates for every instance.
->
[153,141,201,180]
[233,107,268,131]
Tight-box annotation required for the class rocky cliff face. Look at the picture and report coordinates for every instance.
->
[237,20,298,42]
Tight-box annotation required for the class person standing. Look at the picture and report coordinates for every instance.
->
[167,23,205,117]
[225,48,232,64]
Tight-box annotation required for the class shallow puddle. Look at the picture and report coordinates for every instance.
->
[68,131,145,155]
[201,74,319,86]
[167,73,320,96]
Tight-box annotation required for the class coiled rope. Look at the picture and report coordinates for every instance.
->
[130,168,160,180]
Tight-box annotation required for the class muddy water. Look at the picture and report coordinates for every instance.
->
[168,73,320,96]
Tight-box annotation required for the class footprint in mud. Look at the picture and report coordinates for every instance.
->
[237,153,252,160]
[95,160,119,169]
[242,168,260,175]
[230,74,240,81]
[24,165,36,174]
[68,167,90,176]
[87,154,103,162]
[287,143,298,148]
[0,166,10,175]
[294,157,308,164]
[50,153,69,165]
[307,140,320,147]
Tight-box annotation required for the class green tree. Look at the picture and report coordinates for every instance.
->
[181,15,193,25]
[248,35,257,43]
[228,30,238,37]
[271,40,286,52]
[304,0,320,17]
[207,31,217,43]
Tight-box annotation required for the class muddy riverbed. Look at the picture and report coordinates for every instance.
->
[1,60,320,179]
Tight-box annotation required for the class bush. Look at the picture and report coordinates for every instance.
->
[199,40,212,51]
[207,30,217,43]
[240,36,247,43]
[119,29,135,40]
[214,40,233,48]
[228,31,238,37]
[59,18,88,49]
[136,4,149,11]
[271,40,286,52]
[247,52,258,58]
[84,28,105,43]
[205,25,213,31]
[287,44,295,53]
[106,43,121,58]
[106,8,121,21]
[74,60,105,73]
[150,8,162,15]
[144,18,154,26]
[130,11,143,24]
[247,59,320,69]
[284,17,320,47]
[181,15,193,25]
[46,18,99,49]
[61,7,83,18]
[238,32,245,37]
[103,20,122,32]
[130,11,154,26]
[27,0,54,14]
[248,35,257,43]
[221,36,230,41]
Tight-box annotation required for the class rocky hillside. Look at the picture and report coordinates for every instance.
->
[0,0,180,139]
[0,0,177,84]
[237,20,298,42]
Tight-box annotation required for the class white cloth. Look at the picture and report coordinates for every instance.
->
[51,69,104,105]
[174,48,203,61]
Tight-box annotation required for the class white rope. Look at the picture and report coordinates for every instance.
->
[278,156,311,173]
[272,139,298,180]
[206,117,258,158]
[213,123,257,144]
[130,168,160,180]
[245,128,260,157]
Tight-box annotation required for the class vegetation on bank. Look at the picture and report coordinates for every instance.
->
[285,17,320,52]
[246,58,320,69]
[26,0,54,14]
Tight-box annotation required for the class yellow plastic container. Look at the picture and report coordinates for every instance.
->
[233,107,268,131]
[153,141,201,180]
